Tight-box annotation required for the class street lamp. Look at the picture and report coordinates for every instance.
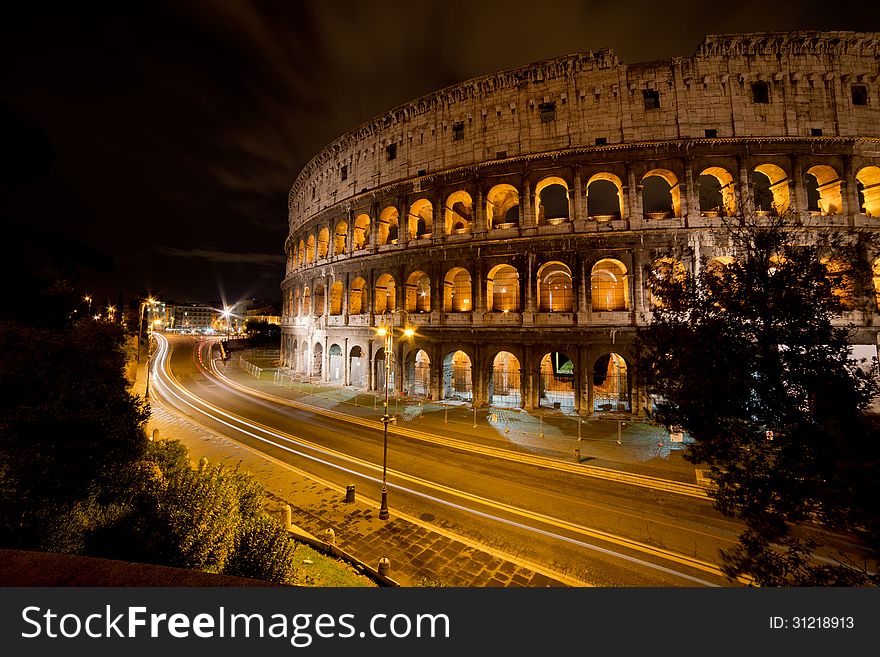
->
[374,309,415,521]
[221,307,232,340]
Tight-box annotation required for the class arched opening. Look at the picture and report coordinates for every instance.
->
[648,257,686,308]
[805,165,843,216]
[406,349,431,397]
[752,164,790,215]
[349,345,365,387]
[444,268,472,312]
[328,343,343,382]
[487,184,520,229]
[487,264,520,312]
[328,281,343,315]
[539,352,574,409]
[312,342,323,378]
[856,166,880,217]
[348,277,366,315]
[313,283,325,317]
[317,227,330,258]
[445,190,473,235]
[405,271,431,313]
[306,236,315,263]
[333,221,348,255]
[586,173,624,220]
[537,262,573,312]
[535,177,569,225]
[408,198,434,239]
[591,259,629,311]
[293,288,301,317]
[299,342,308,375]
[298,239,305,266]
[302,287,311,316]
[374,273,396,314]
[593,353,630,413]
[378,206,399,245]
[698,167,737,216]
[442,350,472,401]
[642,169,680,218]
[374,347,394,394]
[353,213,370,250]
[489,351,521,408]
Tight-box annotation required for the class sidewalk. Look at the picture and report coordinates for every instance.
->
[226,353,700,485]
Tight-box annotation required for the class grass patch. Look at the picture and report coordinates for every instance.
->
[291,543,377,587]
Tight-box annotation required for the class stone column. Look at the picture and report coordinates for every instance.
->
[841,155,861,219]
[342,272,350,322]
[684,158,698,221]
[397,265,406,312]
[737,155,754,217]
[367,338,375,391]
[399,196,409,245]
[789,155,805,217]
[525,252,536,312]
[522,176,535,228]
[474,258,486,313]
[572,170,584,222]
[343,337,350,386]
[369,202,379,252]
[323,335,329,382]
[474,186,487,235]
[626,163,642,220]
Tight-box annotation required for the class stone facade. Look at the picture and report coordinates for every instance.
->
[281,31,880,416]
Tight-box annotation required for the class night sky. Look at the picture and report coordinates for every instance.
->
[2,0,878,310]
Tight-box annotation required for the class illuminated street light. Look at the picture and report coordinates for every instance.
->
[374,309,414,521]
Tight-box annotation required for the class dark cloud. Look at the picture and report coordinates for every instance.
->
[2,0,876,303]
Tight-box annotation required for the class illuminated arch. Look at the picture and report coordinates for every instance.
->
[377,206,399,246]
[591,259,629,311]
[593,353,630,412]
[298,239,305,266]
[302,287,311,316]
[374,273,396,314]
[805,165,843,216]
[317,226,330,258]
[333,221,348,255]
[487,184,520,229]
[539,351,574,409]
[444,267,472,312]
[312,282,325,316]
[306,235,315,263]
[348,277,366,315]
[585,172,624,219]
[537,262,574,312]
[486,264,520,312]
[535,176,570,225]
[442,350,473,401]
[353,213,371,250]
[405,271,431,313]
[328,281,343,315]
[489,351,522,408]
[445,190,473,235]
[752,163,790,215]
[407,198,434,239]
[698,167,737,216]
[642,169,681,218]
[856,166,880,217]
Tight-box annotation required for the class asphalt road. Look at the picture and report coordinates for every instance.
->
[152,334,744,586]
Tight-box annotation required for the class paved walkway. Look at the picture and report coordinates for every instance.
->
[134,343,704,587]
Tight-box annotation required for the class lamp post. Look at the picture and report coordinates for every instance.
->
[375,309,414,521]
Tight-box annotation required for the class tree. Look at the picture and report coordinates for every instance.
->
[640,215,880,585]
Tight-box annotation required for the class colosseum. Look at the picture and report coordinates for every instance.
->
[281,31,880,417]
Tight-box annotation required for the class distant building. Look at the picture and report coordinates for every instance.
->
[170,303,216,331]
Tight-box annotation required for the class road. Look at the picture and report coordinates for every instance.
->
[151,333,745,586]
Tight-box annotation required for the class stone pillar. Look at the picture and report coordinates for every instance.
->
[323,335,329,382]
[369,202,379,252]
[684,158,698,221]
[474,258,486,313]
[737,156,754,217]
[522,176,535,228]
[789,155,804,217]
[475,186,487,235]
[523,347,535,410]
[343,337,350,386]
[584,347,594,416]
[577,256,588,316]
[342,272,350,322]
[841,155,861,218]
[397,265,406,312]
[324,273,331,319]
[573,347,582,414]
[525,252,536,312]
[626,163,642,219]
[399,196,409,245]
[367,338,375,391]
[572,170,584,222]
